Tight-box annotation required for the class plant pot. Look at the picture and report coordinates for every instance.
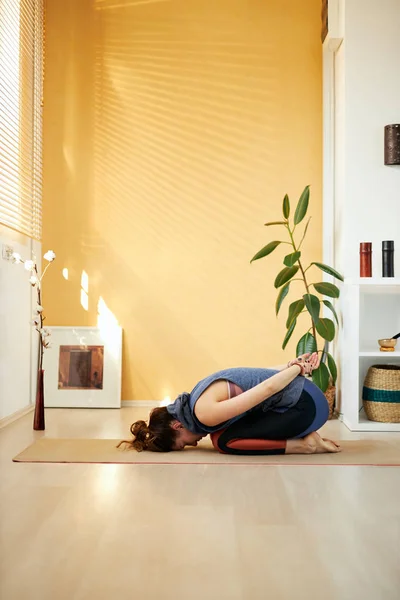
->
[324,385,336,419]
[33,369,45,431]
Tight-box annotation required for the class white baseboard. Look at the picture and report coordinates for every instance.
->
[0,402,162,421]
[121,400,163,408]
[0,404,34,429]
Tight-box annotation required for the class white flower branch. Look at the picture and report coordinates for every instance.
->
[24,260,35,272]
[43,250,56,262]
[13,250,56,372]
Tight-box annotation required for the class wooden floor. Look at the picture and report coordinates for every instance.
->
[1,407,400,600]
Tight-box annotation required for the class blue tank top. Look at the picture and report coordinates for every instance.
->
[167,367,305,434]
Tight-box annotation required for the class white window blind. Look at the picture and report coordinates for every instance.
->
[0,0,44,240]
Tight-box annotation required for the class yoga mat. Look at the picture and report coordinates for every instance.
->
[12,437,400,465]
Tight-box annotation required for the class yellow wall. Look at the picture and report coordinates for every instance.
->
[43,0,322,400]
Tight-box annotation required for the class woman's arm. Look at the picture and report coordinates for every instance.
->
[267,363,289,371]
[194,364,303,427]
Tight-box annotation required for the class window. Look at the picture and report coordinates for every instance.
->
[0,0,44,240]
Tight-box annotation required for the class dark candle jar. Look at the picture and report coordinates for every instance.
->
[382,241,394,277]
[360,242,372,277]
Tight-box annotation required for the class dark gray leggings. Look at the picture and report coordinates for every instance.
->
[216,389,323,455]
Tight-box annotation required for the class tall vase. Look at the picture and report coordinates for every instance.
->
[33,369,45,431]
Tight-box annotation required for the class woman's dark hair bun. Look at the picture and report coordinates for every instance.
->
[129,420,149,451]
[117,407,177,453]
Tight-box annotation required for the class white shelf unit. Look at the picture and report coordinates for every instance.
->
[359,351,400,358]
[340,281,400,432]
[345,278,400,287]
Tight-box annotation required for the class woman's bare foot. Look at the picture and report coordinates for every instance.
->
[304,431,341,453]
[285,431,341,454]
[322,437,341,450]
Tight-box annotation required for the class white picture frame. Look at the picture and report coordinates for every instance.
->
[43,326,122,408]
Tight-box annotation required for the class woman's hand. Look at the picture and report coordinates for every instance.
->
[288,352,320,376]
[304,352,320,375]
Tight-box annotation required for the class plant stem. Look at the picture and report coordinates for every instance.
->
[40,261,51,282]
[34,265,44,372]
[286,224,317,344]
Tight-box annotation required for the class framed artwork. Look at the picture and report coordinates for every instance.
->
[44,327,122,408]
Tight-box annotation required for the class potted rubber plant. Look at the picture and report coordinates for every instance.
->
[250,186,343,414]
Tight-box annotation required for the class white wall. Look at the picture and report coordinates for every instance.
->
[0,224,40,421]
[333,0,400,278]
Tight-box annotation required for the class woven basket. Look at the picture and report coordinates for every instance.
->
[362,365,400,423]
[324,385,336,419]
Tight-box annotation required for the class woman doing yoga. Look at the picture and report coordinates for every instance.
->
[119,353,341,455]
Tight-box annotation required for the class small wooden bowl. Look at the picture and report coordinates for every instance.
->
[378,338,398,352]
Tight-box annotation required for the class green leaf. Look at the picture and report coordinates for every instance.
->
[299,217,311,248]
[296,332,317,356]
[312,262,344,282]
[283,194,290,219]
[264,221,287,226]
[284,251,301,267]
[313,282,340,298]
[326,352,337,385]
[294,185,310,225]
[323,300,339,326]
[312,363,330,392]
[303,293,320,323]
[275,282,290,315]
[250,241,281,263]
[282,318,297,350]
[274,265,299,288]
[286,299,305,328]
[315,318,335,342]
